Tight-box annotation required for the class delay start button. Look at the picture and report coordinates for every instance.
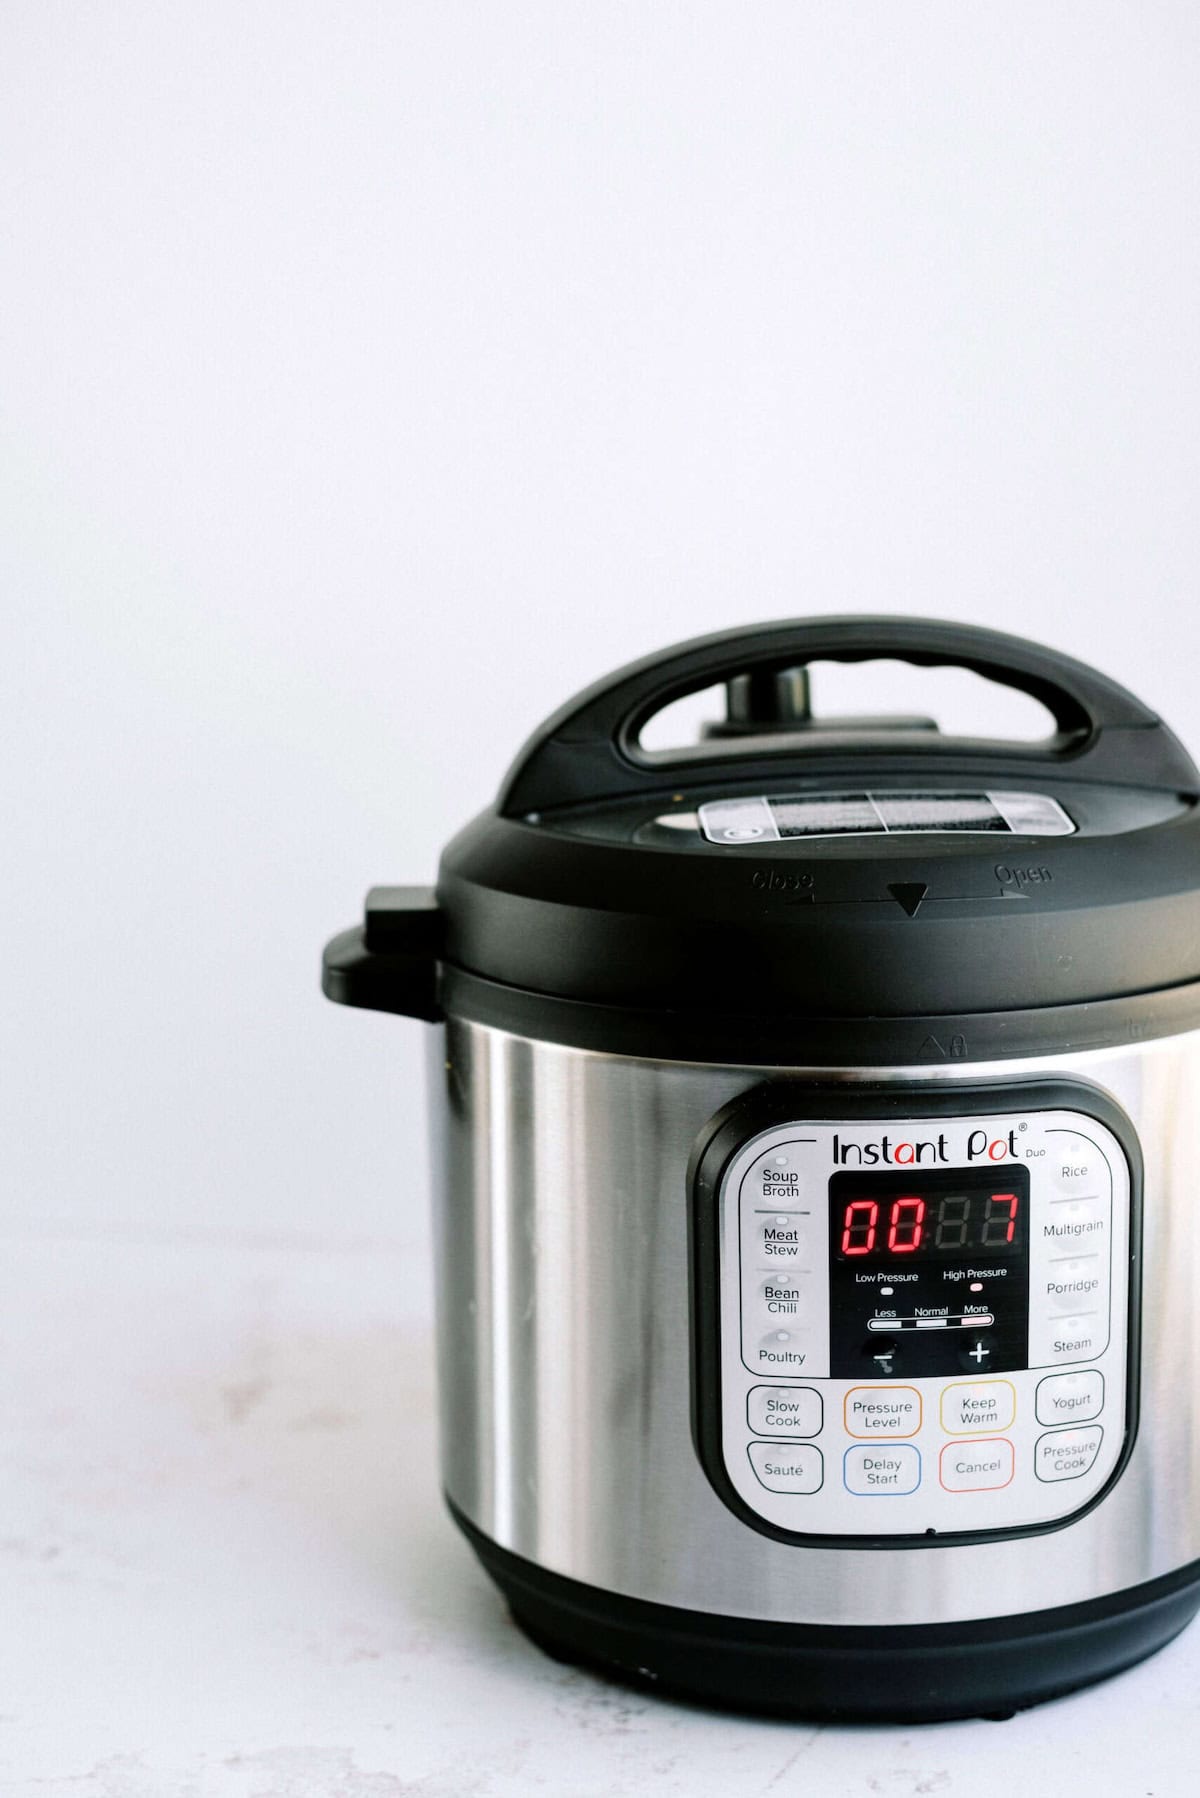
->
[844,1444,921,1496]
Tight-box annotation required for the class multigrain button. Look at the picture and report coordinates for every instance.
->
[844,1385,922,1438]
[1035,1425,1103,1482]
[843,1443,920,1496]
[748,1441,823,1494]
[747,1386,823,1438]
[939,1379,1015,1435]
[1036,1370,1104,1427]
[939,1438,1014,1492]
[1042,1196,1108,1249]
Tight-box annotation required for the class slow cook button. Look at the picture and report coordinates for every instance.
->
[1043,1256,1106,1313]
[748,1441,823,1494]
[939,1379,1016,1435]
[843,1444,920,1496]
[1035,1425,1104,1482]
[747,1385,823,1438]
[844,1385,922,1438]
[938,1438,1014,1492]
[1036,1369,1104,1427]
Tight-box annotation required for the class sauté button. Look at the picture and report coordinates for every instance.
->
[747,1385,823,1438]
[843,1443,920,1496]
[844,1385,922,1438]
[748,1441,823,1494]
[939,1437,1014,1492]
[1035,1370,1104,1427]
[1034,1425,1103,1482]
[939,1379,1016,1435]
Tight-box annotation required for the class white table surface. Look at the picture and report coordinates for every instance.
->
[3,1228,1196,1798]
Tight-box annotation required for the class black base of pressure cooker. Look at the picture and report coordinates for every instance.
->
[452,1502,1200,1723]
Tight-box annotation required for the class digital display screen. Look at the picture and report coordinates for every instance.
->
[826,1165,1031,1378]
[835,1187,1024,1260]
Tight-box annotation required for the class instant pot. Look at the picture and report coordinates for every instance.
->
[322,616,1200,1721]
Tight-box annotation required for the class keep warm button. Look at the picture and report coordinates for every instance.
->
[1035,1425,1104,1482]
[940,1379,1015,1435]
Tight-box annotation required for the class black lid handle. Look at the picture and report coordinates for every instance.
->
[498,615,1196,814]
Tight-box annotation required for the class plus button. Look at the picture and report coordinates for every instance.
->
[968,1340,989,1366]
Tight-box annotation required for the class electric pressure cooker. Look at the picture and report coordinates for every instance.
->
[322,616,1200,1721]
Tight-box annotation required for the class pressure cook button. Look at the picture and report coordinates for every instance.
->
[938,1438,1014,1493]
[1036,1370,1104,1427]
[1034,1424,1104,1482]
[1044,1256,1106,1313]
[1051,1141,1106,1195]
[843,1443,920,1496]
[939,1379,1016,1435]
[844,1385,922,1438]
[747,1385,823,1438]
[748,1441,823,1494]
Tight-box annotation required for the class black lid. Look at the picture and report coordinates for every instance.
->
[324,617,1200,1054]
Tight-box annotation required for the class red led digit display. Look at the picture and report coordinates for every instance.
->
[841,1199,878,1255]
[836,1189,1022,1259]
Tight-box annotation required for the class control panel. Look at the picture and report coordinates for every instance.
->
[695,1092,1135,1540]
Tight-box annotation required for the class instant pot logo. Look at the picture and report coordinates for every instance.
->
[832,1129,1020,1165]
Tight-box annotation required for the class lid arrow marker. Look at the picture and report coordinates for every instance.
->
[887,882,928,918]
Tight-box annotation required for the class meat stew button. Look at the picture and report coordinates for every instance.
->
[843,1444,920,1496]
[1034,1425,1103,1482]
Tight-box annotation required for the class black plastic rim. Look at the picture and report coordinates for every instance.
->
[450,1498,1200,1723]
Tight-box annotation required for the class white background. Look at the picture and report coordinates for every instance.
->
[3,4,1200,1793]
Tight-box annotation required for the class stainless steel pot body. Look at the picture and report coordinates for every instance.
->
[429,1018,1200,1628]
